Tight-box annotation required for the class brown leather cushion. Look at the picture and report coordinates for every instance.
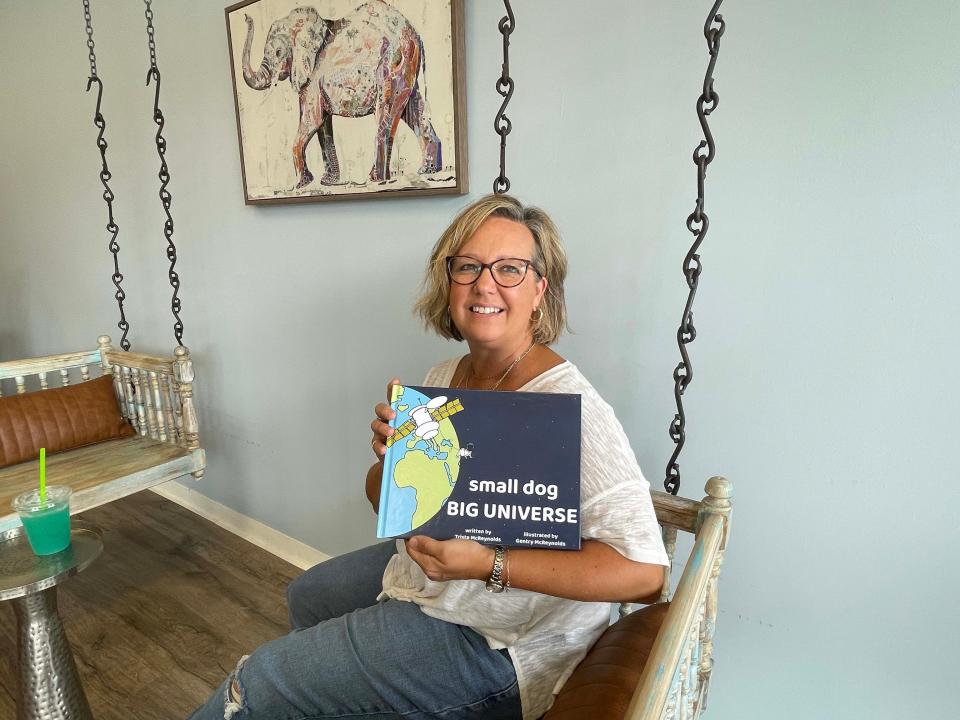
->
[0,375,136,468]
[543,602,671,720]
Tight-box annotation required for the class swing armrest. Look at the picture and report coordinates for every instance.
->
[622,514,722,719]
[98,339,201,456]
[546,478,732,720]
[543,522,725,720]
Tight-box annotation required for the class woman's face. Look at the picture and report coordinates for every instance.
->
[447,216,547,352]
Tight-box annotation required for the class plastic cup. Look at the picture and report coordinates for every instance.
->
[12,485,73,556]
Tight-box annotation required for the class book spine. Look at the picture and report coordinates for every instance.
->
[375,386,403,538]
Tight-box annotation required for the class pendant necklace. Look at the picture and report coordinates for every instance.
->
[455,341,537,391]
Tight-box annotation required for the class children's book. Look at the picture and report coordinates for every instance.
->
[377,384,582,549]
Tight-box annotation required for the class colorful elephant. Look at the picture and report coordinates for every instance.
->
[241,1,443,188]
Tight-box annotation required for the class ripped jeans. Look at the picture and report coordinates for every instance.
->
[187,541,522,720]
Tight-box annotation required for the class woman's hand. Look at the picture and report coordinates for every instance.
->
[370,377,400,459]
[405,536,495,583]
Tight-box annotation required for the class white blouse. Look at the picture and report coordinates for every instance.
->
[380,358,668,719]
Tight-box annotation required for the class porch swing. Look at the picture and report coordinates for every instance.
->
[0,0,205,532]
[481,2,735,719]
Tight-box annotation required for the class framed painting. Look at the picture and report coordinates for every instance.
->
[225,0,466,204]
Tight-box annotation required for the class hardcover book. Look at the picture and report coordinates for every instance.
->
[377,384,582,549]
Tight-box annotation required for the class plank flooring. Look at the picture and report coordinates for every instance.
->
[0,491,303,720]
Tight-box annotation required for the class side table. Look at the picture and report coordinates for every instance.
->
[0,521,103,720]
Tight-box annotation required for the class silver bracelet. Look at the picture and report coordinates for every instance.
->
[485,545,506,593]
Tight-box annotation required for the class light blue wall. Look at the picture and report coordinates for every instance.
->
[1,1,957,717]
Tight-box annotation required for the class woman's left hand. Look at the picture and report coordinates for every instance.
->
[405,536,494,583]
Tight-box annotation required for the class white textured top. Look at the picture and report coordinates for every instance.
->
[380,358,668,719]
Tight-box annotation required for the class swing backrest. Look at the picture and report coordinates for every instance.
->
[0,335,200,452]
[544,477,732,720]
[0,336,204,534]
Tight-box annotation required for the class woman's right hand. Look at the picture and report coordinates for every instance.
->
[370,377,399,460]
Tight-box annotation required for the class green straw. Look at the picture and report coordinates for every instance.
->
[39,447,46,502]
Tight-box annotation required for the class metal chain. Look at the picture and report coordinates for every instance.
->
[143,1,185,346]
[493,0,515,194]
[82,0,97,79]
[144,0,157,69]
[82,0,131,351]
[665,0,725,496]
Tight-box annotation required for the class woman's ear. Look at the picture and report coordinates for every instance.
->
[535,276,548,307]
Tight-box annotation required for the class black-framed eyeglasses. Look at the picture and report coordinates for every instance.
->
[446,256,541,288]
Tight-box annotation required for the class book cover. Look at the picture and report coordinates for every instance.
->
[377,384,582,549]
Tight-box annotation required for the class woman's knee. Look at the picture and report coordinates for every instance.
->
[286,568,328,629]
[286,568,316,608]
[287,542,398,629]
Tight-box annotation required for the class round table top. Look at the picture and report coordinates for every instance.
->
[0,521,103,601]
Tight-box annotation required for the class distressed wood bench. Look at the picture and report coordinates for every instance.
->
[0,336,205,532]
[545,477,733,720]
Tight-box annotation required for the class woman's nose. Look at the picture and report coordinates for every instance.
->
[473,265,499,292]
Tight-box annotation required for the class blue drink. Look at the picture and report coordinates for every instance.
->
[12,485,73,556]
[20,504,71,554]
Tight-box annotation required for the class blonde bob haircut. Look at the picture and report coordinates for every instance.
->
[416,194,569,345]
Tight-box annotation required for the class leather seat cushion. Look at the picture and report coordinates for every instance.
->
[543,602,670,720]
[0,375,135,468]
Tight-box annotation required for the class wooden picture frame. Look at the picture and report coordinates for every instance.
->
[225,0,467,204]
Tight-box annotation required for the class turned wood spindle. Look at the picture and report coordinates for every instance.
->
[661,526,678,602]
[120,367,139,434]
[149,371,167,442]
[130,369,147,436]
[160,373,180,444]
[142,370,158,439]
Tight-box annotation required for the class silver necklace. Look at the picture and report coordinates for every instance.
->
[456,341,537,391]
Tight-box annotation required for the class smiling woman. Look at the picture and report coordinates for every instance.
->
[447,217,545,368]
[415,195,569,382]
[188,195,668,720]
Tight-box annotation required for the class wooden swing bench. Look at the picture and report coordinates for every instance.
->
[544,477,733,720]
[0,336,204,532]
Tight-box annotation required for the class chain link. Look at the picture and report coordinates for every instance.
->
[82,0,97,78]
[83,0,131,350]
[143,4,184,346]
[665,0,725,496]
[144,0,157,69]
[493,1,515,194]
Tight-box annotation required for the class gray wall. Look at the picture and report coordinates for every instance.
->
[1,1,957,717]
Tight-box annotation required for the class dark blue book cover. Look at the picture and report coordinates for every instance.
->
[377,385,582,549]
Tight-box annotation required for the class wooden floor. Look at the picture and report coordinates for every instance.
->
[0,491,302,720]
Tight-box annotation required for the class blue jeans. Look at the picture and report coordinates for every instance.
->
[187,541,521,719]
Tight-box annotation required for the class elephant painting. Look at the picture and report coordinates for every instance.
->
[240,0,444,190]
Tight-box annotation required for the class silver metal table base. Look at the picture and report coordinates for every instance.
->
[1,522,103,720]
[12,588,94,720]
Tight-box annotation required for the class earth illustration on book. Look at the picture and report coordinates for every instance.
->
[380,386,464,536]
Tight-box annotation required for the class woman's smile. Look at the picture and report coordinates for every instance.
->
[469,304,504,315]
